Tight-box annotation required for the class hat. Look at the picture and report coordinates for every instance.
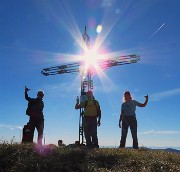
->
[87,91,93,96]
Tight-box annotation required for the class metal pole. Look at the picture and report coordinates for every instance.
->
[79,26,92,145]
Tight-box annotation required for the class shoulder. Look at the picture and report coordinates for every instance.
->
[94,100,100,106]
[28,98,36,102]
[122,102,127,106]
[94,99,98,103]
[132,100,139,105]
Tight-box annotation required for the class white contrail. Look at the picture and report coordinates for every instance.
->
[150,88,180,102]
[151,22,165,38]
[0,124,23,130]
[139,130,180,135]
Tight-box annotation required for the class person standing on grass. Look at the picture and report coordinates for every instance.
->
[24,86,44,145]
[118,91,148,149]
[75,91,101,148]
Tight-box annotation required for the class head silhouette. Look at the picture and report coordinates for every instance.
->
[37,90,44,99]
[123,91,132,102]
[86,91,93,98]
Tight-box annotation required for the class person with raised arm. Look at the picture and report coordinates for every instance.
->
[119,91,148,149]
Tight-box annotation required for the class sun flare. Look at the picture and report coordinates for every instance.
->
[84,48,99,68]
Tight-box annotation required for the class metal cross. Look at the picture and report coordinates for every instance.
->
[41,26,140,145]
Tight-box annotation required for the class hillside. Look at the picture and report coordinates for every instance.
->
[0,144,179,172]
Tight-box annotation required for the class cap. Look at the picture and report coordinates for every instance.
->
[87,91,93,96]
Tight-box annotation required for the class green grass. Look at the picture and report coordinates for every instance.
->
[0,143,179,172]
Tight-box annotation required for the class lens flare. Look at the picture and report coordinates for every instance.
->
[84,49,99,66]
[96,25,103,33]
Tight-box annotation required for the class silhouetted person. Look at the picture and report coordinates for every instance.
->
[119,91,148,149]
[25,86,44,145]
[58,140,66,147]
[75,91,101,148]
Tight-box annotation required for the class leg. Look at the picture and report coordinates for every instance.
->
[129,116,138,149]
[120,116,129,148]
[83,117,92,147]
[28,119,36,143]
[91,118,98,148]
[36,119,44,145]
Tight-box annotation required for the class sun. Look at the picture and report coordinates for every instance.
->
[81,47,103,75]
[84,48,99,67]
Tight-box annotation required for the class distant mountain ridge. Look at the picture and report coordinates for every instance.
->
[160,148,180,153]
[148,147,180,153]
[100,146,180,153]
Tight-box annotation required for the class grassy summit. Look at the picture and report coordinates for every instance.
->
[0,144,179,172]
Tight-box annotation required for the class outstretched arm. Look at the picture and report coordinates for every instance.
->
[75,103,82,109]
[25,86,31,101]
[97,105,101,127]
[118,109,123,128]
[97,114,101,127]
[137,95,149,107]
[75,96,81,109]
[75,97,83,109]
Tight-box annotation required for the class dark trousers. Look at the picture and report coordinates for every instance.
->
[83,116,98,148]
[29,117,44,145]
[120,116,138,149]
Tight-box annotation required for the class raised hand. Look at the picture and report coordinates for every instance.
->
[25,86,30,92]
[144,95,148,99]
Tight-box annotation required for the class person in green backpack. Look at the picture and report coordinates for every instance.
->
[75,91,101,148]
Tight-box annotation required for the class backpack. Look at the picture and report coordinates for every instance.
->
[84,100,101,117]
[26,100,36,116]
[26,99,44,117]
[22,123,33,143]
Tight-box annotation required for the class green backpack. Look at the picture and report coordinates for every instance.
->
[84,100,101,117]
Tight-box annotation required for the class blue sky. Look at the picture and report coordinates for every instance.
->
[0,0,180,148]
